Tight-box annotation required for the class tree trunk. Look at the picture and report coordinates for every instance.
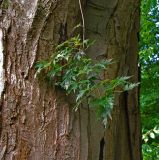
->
[0,0,141,160]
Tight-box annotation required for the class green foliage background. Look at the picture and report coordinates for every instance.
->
[140,0,159,159]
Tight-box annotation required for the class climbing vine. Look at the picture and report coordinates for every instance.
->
[35,35,138,127]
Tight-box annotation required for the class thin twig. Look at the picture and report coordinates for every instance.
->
[78,0,85,48]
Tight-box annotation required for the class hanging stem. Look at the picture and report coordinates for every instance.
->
[79,0,85,48]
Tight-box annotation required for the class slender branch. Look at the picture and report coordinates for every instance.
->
[78,0,85,47]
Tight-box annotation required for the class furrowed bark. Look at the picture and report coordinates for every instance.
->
[0,0,141,159]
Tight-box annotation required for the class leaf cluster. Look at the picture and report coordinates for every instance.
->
[142,127,159,160]
[35,36,137,127]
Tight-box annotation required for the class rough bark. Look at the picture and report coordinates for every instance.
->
[0,0,141,160]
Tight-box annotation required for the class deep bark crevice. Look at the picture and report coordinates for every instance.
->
[99,137,105,160]
[59,23,68,43]
[124,91,134,160]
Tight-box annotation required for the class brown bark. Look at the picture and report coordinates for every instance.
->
[0,0,141,160]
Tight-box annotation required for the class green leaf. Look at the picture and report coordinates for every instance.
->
[76,90,87,102]
[124,83,140,91]
[153,127,159,134]
[150,132,155,139]
[35,60,50,69]
[35,36,137,128]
